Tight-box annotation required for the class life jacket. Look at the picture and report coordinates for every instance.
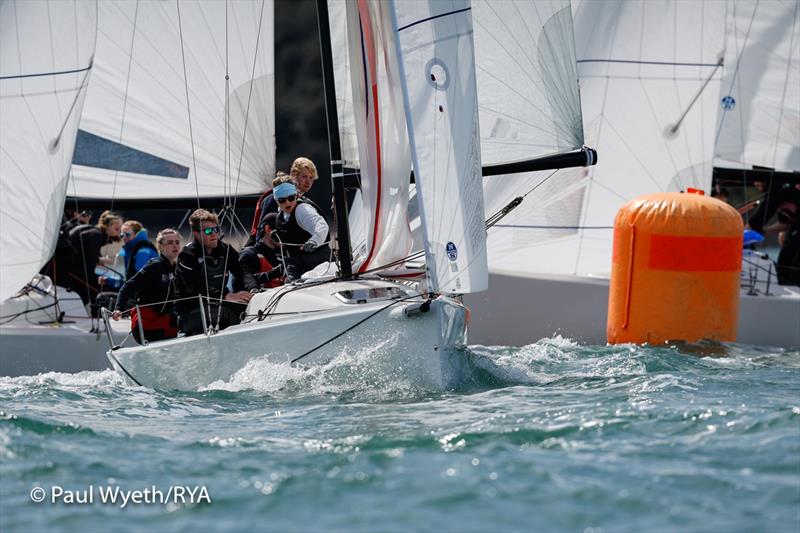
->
[275,199,329,251]
[125,239,158,279]
[257,255,283,288]
[199,253,230,301]
[249,188,274,238]
[130,306,178,343]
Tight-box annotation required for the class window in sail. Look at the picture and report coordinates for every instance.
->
[72,130,190,179]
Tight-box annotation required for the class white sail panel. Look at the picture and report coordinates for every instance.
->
[562,0,727,276]
[0,1,97,301]
[715,0,800,172]
[335,0,414,273]
[70,0,275,200]
[472,0,584,164]
[329,1,360,167]
[391,0,487,294]
[472,0,589,275]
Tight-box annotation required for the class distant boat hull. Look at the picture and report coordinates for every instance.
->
[0,282,129,377]
[108,279,469,391]
[466,271,800,348]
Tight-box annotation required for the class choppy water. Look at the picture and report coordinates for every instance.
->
[1,338,798,532]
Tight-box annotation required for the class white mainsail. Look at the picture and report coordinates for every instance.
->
[69,0,275,200]
[0,0,97,301]
[390,0,487,294]
[715,0,800,172]
[563,0,727,276]
[329,0,414,273]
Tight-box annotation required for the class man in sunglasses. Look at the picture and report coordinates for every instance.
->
[174,209,255,336]
[273,182,330,280]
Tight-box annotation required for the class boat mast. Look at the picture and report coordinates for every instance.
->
[316,0,353,280]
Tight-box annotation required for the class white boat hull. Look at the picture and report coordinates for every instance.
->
[0,281,130,376]
[108,280,469,390]
[465,270,800,348]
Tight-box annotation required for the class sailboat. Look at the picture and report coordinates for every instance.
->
[465,0,800,348]
[0,1,137,376]
[0,0,278,377]
[105,0,523,390]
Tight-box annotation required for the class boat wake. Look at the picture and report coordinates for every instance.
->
[1,337,795,401]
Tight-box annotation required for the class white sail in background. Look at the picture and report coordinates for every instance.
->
[70,0,275,200]
[471,0,588,276]
[0,0,97,301]
[329,1,359,168]
[564,0,727,276]
[715,0,800,172]
[330,0,414,273]
[390,0,487,294]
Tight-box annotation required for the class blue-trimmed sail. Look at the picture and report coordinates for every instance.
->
[70,0,275,200]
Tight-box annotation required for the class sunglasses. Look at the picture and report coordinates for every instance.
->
[202,226,221,236]
[123,231,134,238]
[277,195,296,204]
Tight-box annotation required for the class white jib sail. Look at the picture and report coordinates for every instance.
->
[715,0,800,172]
[331,0,414,273]
[390,0,487,294]
[0,0,97,301]
[471,0,587,277]
[70,0,275,200]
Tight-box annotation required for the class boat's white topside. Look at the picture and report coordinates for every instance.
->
[465,269,800,348]
[107,278,470,391]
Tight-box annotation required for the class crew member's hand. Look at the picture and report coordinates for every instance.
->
[111,310,122,321]
[302,240,317,252]
[224,291,253,304]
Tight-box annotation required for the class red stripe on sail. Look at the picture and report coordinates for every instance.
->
[357,0,382,273]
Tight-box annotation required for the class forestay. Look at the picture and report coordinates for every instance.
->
[0,1,97,301]
[329,0,414,273]
[715,0,800,172]
[390,0,487,294]
[70,0,275,200]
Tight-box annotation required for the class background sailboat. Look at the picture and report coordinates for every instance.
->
[0,1,125,376]
[1,0,276,377]
[467,0,799,348]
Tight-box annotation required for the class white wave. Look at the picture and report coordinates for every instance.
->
[0,369,125,390]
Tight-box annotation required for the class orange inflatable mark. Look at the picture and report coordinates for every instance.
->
[648,235,741,272]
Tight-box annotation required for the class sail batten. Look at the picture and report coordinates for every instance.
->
[0,0,97,301]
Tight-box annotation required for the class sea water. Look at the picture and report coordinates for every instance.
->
[1,338,798,532]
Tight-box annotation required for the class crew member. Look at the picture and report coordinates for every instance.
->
[174,209,254,335]
[273,182,329,280]
[112,229,182,344]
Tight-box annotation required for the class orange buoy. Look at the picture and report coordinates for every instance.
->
[607,190,743,345]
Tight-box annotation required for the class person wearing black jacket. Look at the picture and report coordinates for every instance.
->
[174,209,254,335]
[747,178,800,285]
[239,213,284,288]
[68,210,123,310]
[112,229,182,344]
[41,209,92,289]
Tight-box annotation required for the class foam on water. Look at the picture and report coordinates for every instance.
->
[1,338,798,531]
